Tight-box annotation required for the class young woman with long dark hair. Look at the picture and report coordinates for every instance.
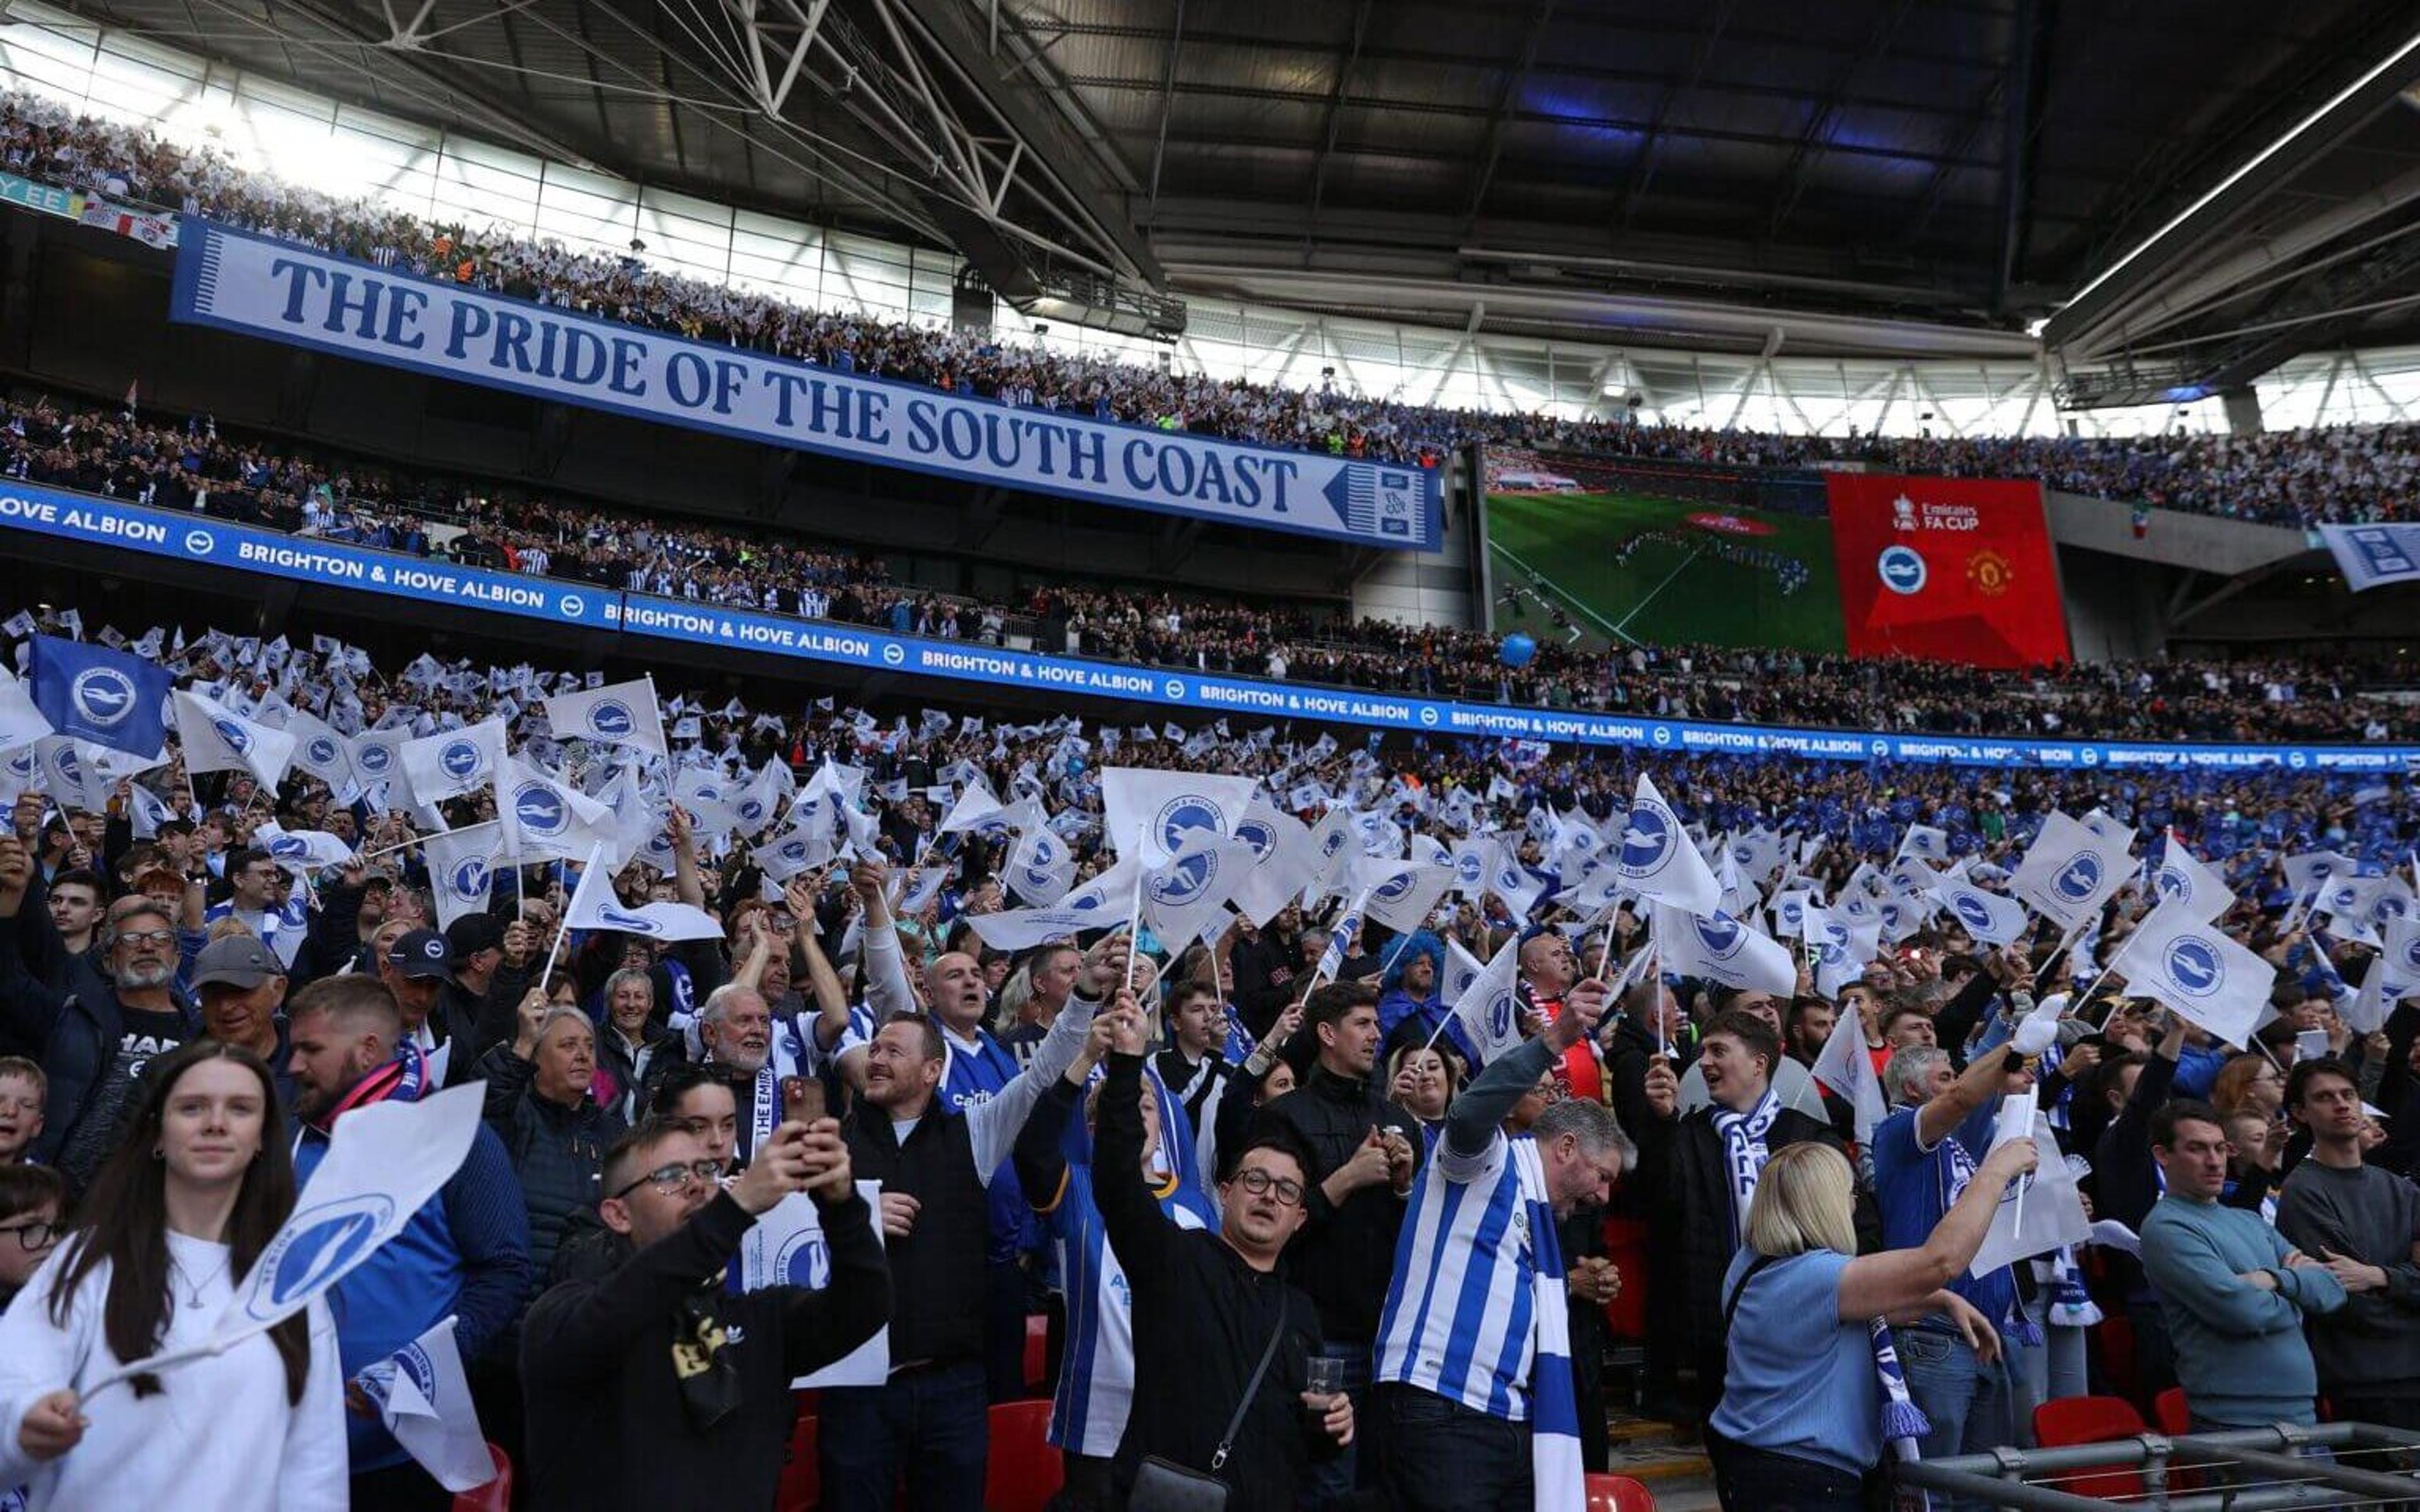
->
[0,1040,345,1509]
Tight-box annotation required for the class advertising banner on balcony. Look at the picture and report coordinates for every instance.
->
[2,486,2402,772]
[1825,474,2070,669]
[167,220,1439,551]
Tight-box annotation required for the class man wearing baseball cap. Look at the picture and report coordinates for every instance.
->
[442,912,537,1065]
[193,931,296,1111]
[381,926,476,1086]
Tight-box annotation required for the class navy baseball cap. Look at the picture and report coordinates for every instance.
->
[386,928,453,979]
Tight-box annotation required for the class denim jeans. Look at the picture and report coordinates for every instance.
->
[1376,1384,1533,1512]
[2010,1290,2089,1441]
[1299,1341,1373,1508]
[1707,1433,1866,1512]
[819,1361,990,1511]
[1898,1324,2014,1512]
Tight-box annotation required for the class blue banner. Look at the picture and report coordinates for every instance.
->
[2320,523,2420,593]
[168,221,1440,553]
[0,484,2409,773]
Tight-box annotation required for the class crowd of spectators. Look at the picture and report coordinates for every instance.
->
[5,90,2420,527]
[0,600,2411,1509]
[4,381,2414,747]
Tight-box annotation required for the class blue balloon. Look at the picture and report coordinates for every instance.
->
[1499,633,1537,668]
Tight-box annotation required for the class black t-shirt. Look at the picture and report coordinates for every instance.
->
[58,1007,190,1189]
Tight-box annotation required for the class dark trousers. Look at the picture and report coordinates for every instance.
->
[987,1258,1028,1403]
[1051,1452,1114,1511]
[1378,1383,1533,1512]
[2333,1395,2420,1433]
[820,1361,991,1511]
[1707,1433,1867,1512]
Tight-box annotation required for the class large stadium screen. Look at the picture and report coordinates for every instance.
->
[1480,447,1847,654]
[1479,448,2069,670]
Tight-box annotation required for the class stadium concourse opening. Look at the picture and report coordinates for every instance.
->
[5,2,2420,1511]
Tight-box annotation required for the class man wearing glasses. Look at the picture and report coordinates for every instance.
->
[0,838,200,1194]
[521,1110,888,1511]
[1093,997,1352,1509]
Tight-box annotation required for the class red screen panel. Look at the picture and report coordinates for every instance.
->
[1826,474,2070,669]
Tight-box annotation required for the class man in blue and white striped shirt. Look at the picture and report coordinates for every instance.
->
[1374,978,1632,1512]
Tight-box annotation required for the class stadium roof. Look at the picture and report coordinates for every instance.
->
[39,0,2420,382]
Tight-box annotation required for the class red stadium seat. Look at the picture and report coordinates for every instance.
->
[2153,1387,2191,1438]
[2032,1395,2147,1499]
[1584,1472,1657,1511]
[776,1407,819,1512]
[449,1443,512,1511]
[984,1400,1064,1512]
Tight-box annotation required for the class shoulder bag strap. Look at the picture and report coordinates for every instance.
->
[1211,1295,1291,1472]
[1722,1253,1782,1336]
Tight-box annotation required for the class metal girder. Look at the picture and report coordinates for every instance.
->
[1457,0,1558,238]
[1305,0,1374,241]
[872,0,1162,284]
[2046,20,2420,357]
[715,0,831,117]
[1144,0,1185,222]
[1761,0,1916,243]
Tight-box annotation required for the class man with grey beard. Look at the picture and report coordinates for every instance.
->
[0,836,200,1191]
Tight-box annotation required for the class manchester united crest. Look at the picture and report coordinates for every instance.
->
[1966,548,2014,596]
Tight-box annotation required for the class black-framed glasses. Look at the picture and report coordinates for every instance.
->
[609,1159,722,1202]
[1230,1168,1305,1206]
[1,1220,55,1251]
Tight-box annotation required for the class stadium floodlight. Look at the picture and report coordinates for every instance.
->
[2060,28,2420,319]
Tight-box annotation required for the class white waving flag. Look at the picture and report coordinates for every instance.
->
[565,850,724,942]
[399,719,505,805]
[1803,906,1882,999]
[1809,1002,1888,1146]
[1448,937,1526,1067]
[1102,768,1259,867]
[960,859,1136,951]
[1932,878,2031,947]
[253,823,357,871]
[1898,823,1952,864]
[350,728,412,794]
[358,1316,495,1492]
[935,775,1004,835]
[1969,1097,2092,1280]
[2109,898,2273,1048]
[1005,823,1079,907]
[282,709,357,792]
[1141,833,1257,948]
[1441,937,1487,1003]
[423,822,505,931]
[1613,775,1719,914]
[2280,849,2354,899]
[2151,830,2234,924]
[1351,858,1453,936]
[0,667,52,752]
[2315,874,2386,947]
[89,1083,485,1394]
[1303,808,1358,896]
[498,758,617,863]
[1230,800,1314,927]
[2010,812,2133,933]
[171,690,297,789]
[1654,903,1796,996]
[543,677,666,757]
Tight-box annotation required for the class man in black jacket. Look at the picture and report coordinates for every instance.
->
[1631,1007,1877,1421]
[819,930,1107,1509]
[1095,1000,1350,1508]
[1247,979,1420,1502]
[521,1114,889,1511]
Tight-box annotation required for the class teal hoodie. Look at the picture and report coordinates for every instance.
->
[2141,1193,2346,1426]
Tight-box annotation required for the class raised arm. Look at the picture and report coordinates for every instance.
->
[966,934,1124,1177]
[851,859,921,1018]
[1836,1135,2038,1320]
[1915,1042,2016,1148]
[1093,1032,1177,1287]
[1443,979,1605,1162]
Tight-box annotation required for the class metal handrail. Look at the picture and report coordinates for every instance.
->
[1896,1421,2420,1510]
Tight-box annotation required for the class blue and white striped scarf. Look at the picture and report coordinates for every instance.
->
[1512,1140,1585,1509]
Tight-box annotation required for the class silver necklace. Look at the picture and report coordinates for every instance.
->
[170,1250,231,1308]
